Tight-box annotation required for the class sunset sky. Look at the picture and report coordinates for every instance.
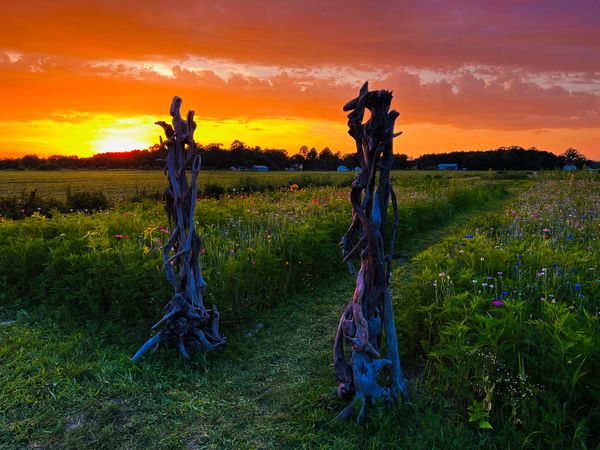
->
[1,0,599,159]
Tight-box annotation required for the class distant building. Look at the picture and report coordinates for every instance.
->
[252,165,269,172]
[286,163,303,172]
[438,163,459,171]
[337,165,349,172]
[563,164,577,171]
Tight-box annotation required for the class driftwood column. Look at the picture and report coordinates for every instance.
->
[132,96,225,361]
[334,82,409,422]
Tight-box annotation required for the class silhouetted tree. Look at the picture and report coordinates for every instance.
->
[20,154,41,169]
[562,148,588,167]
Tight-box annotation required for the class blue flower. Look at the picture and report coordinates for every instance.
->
[567,235,574,241]
[579,293,585,299]
[502,290,509,296]
[575,283,582,291]
[571,268,577,273]
[464,234,473,239]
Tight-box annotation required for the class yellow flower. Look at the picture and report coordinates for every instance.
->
[143,246,151,254]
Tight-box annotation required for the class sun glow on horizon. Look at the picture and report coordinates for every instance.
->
[92,135,153,154]
[91,117,159,154]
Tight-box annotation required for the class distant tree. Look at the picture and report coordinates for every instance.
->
[290,153,306,167]
[562,148,587,167]
[230,140,246,151]
[392,153,410,169]
[317,147,342,170]
[305,147,319,170]
[20,154,41,169]
[342,153,359,168]
[298,145,309,157]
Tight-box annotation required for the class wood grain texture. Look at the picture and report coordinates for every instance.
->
[132,96,225,361]
[334,82,408,422]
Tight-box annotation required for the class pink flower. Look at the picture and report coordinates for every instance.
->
[491,300,504,307]
[200,248,206,255]
[114,234,123,239]
[542,228,551,233]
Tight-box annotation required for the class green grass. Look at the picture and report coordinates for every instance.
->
[393,177,599,449]
[0,180,518,449]
[4,175,596,448]
[0,169,490,204]
[0,179,505,323]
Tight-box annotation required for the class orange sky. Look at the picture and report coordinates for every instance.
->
[1,0,599,159]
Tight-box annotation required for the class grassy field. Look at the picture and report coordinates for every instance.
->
[0,171,597,448]
[0,169,488,203]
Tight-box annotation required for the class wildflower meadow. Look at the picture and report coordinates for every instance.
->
[0,171,597,448]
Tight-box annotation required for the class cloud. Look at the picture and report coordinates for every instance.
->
[2,53,598,131]
[2,0,599,72]
[1,1,600,158]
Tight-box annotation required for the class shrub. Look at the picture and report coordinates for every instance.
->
[203,183,225,198]
[66,190,109,211]
[0,190,64,219]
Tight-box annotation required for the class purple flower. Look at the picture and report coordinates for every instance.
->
[491,300,504,307]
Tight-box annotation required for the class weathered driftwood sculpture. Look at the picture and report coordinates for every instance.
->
[334,82,409,422]
[132,96,225,361]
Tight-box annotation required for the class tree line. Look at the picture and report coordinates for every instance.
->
[0,142,593,171]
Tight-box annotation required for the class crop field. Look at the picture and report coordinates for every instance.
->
[0,171,597,449]
[0,169,488,203]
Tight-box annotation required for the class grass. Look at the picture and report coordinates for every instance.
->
[0,179,504,323]
[0,169,490,204]
[393,176,599,448]
[0,181,519,449]
[3,173,596,448]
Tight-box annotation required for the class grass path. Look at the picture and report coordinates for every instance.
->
[0,182,528,449]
